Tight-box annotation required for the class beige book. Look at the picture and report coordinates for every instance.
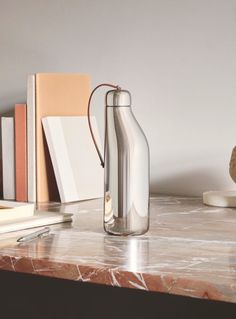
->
[0,200,34,222]
[35,73,91,202]
[42,116,103,203]
[0,210,72,234]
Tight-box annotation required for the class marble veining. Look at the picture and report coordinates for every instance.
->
[0,196,236,303]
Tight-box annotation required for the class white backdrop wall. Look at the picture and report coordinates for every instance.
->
[0,0,236,196]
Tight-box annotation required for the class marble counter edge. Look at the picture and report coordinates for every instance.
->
[0,254,229,303]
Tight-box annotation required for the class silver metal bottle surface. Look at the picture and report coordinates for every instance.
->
[104,89,150,235]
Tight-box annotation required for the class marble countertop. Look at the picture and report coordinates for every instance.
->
[0,196,236,303]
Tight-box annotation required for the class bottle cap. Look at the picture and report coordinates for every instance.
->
[106,89,131,107]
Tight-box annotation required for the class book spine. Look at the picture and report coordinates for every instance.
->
[27,74,36,202]
[1,117,15,200]
[15,104,28,201]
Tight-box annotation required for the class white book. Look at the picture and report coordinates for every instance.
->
[0,200,34,222]
[1,117,15,200]
[42,116,103,203]
[27,74,36,202]
[0,211,72,234]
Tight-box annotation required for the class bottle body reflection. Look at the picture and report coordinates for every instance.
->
[104,90,150,236]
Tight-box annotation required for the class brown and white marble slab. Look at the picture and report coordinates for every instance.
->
[0,196,236,303]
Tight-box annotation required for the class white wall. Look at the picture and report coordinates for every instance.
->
[0,0,236,196]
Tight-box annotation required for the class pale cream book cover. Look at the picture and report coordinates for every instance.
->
[1,117,15,200]
[0,200,34,222]
[42,116,103,203]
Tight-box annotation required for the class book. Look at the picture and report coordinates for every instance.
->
[15,104,28,202]
[0,200,34,222]
[42,116,103,203]
[27,74,36,202]
[0,210,72,234]
[27,73,91,202]
[1,117,15,200]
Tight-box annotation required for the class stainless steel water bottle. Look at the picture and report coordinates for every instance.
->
[88,85,150,236]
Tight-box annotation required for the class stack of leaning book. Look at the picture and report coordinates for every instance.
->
[1,73,91,203]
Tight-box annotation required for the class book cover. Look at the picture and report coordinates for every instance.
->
[0,210,72,234]
[27,74,36,202]
[30,73,91,202]
[1,117,15,200]
[42,116,103,203]
[15,104,28,202]
[0,200,34,222]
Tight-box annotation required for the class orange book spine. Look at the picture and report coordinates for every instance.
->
[15,104,28,201]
